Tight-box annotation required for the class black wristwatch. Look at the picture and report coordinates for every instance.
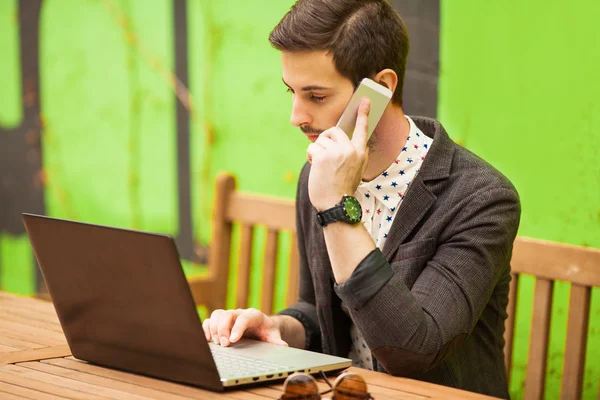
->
[316,195,362,227]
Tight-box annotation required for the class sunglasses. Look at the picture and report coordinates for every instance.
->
[279,371,374,400]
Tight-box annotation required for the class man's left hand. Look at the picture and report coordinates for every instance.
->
[306,98,371,211]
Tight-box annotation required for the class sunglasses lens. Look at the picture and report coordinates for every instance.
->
[281,373,321,399]
[332,373,370,400]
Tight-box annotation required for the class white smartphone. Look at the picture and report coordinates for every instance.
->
[336,77,393,140]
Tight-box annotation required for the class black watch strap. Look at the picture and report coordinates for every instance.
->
[316,204,347,227]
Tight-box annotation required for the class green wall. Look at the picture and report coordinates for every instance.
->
[438,1,600,398]
[0,0,21,128]
[0,0,31,295]
[0,0,303,298]
[1,0,598,398]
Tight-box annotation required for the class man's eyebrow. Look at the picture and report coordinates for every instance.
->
[282,77,332,91]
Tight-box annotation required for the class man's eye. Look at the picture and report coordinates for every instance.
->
[286,88,294,94]
[311,95,326,103]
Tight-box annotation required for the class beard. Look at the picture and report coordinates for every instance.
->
[367,128,379,153]
[300,125,324,134]
[301,125,379,153]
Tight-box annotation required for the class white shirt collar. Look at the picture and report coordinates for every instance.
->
[357,116,433,210]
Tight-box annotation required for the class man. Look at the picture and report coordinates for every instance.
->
[202,0,520,397]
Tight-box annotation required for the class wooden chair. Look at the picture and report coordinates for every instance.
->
[187,173,299,315]
[504,237,600,400]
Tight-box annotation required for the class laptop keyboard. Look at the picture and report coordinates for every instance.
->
[210,346,291,376]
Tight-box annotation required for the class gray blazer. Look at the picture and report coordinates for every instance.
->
[280,116,520,398]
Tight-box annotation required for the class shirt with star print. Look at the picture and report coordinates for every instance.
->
[346,115,434,370]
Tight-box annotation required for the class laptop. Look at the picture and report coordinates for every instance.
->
[22,213,351,392]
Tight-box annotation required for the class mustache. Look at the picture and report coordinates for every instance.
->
[300,125,324,134]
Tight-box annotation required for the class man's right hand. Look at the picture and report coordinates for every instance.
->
[202,308,288,347]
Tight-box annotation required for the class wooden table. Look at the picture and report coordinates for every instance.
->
[0,292,497,399]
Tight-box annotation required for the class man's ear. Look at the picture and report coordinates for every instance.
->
[373,69,398,94]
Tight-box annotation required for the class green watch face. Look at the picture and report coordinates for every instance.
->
[343,196,362,224]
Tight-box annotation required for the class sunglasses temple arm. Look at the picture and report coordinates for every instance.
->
[319,371,334,389]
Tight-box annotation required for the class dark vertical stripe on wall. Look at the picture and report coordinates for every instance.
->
[0,0,46,293]
[389,0,440,118]
[173,0,198,262]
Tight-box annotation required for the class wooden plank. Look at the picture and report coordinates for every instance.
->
[0,366,108,400]
[0,294,59,313]
[227,193,295,232]
[512,237,600,286]
[0,335,46,351]
[246,371,446,400]
[524,278,553,400]
[1,305,62,324]
[561,284,591,400]
[504,272,518,378]
[6,363,144,400]
[0,320,66,343]
[0,328,64,347]
[301,377,428,400]
[53,357,240,399]
[17,362,153,400]
[236,223,253,309]
[0,390,29,400]
[7,304,56,317]
[261,229,278,314]
[0,382,62,400]
[220,390,274,400]
[0,293,57,314]
[35,359,193,400]
[0,344,19,353]
[286,232,300,308]
[343,368,499,400]
[322,378,426,400]
[0,345,71,365]
[1,312,64,333]
[246,386,288,398]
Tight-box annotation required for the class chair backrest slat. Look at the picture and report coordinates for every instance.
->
[509,236,600,400]
[227,193,296,232]
[188,174,236,311]
[561,284,591,400]
[524,278,554,400]
[512,237,600,286]
[188,174,298,315]
[209,175,236,283]
[504,273,519,377]
[235,223,253,309]
[261,229,279,314]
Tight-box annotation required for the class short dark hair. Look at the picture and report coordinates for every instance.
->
[269,0,409,106]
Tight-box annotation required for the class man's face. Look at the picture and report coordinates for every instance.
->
[281,51,355,142]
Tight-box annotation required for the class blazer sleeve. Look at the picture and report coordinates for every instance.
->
[277,163,322,352]
[334,186,521,376]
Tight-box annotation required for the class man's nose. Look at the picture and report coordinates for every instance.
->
[290,99,311,127]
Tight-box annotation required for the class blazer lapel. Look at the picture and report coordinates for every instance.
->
[382,175,436,259]
[381,116,456,259]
